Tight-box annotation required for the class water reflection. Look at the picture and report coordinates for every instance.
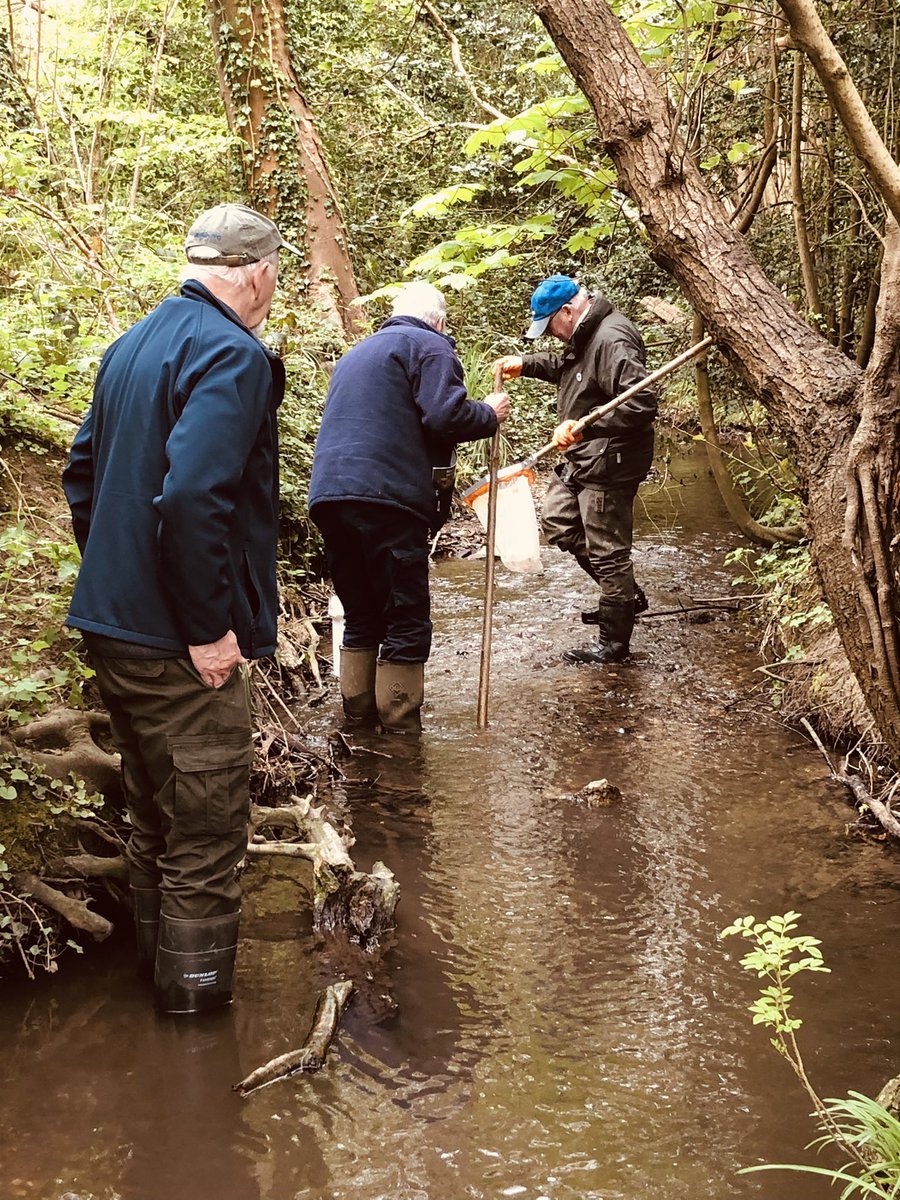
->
[0,961,262,1200]
[2,450,899,1200]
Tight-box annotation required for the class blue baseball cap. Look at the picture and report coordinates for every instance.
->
[525,274,580,338]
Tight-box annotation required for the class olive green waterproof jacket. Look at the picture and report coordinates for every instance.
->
[520,294,657,489]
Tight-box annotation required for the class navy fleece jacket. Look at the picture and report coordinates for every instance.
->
[308,316,498,529]
[62,280,284,658]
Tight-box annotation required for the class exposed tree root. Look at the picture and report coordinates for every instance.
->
[234,979,354,1096]
[249,797,399,946]
[45,853,127,879]
[12,871,113,939]
[6,708,120,799]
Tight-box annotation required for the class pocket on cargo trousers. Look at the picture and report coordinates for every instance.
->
[389,546,430,613]
[168,731,253,837]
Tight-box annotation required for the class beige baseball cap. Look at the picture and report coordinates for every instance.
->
[184,202,302,266]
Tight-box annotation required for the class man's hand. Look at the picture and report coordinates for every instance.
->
[492,356,523,381]
[484,391,511,423]
[552,418,583,450]
[189,630,244,689]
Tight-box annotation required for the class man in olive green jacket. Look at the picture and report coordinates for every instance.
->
[495,275,657,664]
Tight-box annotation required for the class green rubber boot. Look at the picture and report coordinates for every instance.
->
[375,660,425,733]
[340,646,378,722]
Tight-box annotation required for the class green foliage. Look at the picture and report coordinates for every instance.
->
[454,339,555,487]
[266,286,360,579]
[720,911,829,1042]
[0,751,104,976]
[722,913,900,1198]
[0,522,95,724]
[725,543,831,633]
[0,751,104,821]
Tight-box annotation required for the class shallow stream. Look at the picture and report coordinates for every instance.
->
[3,451,900,1200]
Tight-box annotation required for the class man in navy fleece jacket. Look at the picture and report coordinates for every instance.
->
[63,203,289,1015]
[309,282,510,731]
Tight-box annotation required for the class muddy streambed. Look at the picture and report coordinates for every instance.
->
[3,450,900,1200]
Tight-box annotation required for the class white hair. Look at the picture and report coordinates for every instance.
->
[179,248,279,287]
[391,281,447,328]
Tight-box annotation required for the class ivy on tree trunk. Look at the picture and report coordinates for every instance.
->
[206,0,362,336]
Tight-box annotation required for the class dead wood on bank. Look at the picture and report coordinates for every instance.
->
[800,717,900,839]
[249,796,399,946]
[234,979,354,1096]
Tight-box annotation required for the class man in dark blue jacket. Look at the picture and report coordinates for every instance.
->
[309,282,510,731]
[63,203,288,1014]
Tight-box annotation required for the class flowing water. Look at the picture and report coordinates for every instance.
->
[3,451,900,1200]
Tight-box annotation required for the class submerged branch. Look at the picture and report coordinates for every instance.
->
[234,979,354,1096]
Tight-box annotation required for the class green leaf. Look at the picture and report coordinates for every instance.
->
[726,140,755,164]
[401,184,487,223]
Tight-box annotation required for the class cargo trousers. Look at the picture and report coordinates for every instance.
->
[542,465,638,604]
[90,655,253,921]
[312,500,433,662]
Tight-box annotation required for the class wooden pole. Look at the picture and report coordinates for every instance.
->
[476,368,504,728]
[526,337,714,465]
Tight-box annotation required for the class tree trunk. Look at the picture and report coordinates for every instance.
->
[206,0,362,336]
[691,314,804,546]
[532,0,900,761]
[790,55,823,317]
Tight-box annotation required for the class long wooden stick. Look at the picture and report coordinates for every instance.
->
[476,368,504,728]
[521,336,714,468]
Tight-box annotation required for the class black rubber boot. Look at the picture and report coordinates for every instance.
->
[375,660,425,733]
[340,646,377,722]
[582,582,648,624]
[565,600,635,665]
[132,885,161,983]
[155,911,240,1015]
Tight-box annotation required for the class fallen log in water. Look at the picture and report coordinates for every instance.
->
[248,796,399,946]
[234,979,354,1097]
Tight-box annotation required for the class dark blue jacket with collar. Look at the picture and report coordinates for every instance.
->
[62,280,284,658]
[308,315,498,530]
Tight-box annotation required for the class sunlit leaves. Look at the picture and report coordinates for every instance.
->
[726,140,755,164]
[463,95,589,156]
[400,183,487,223]
[402,215,558,284]
[720,912,829,1038]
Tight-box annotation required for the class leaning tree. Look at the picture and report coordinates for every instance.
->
[532,0,900,766]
